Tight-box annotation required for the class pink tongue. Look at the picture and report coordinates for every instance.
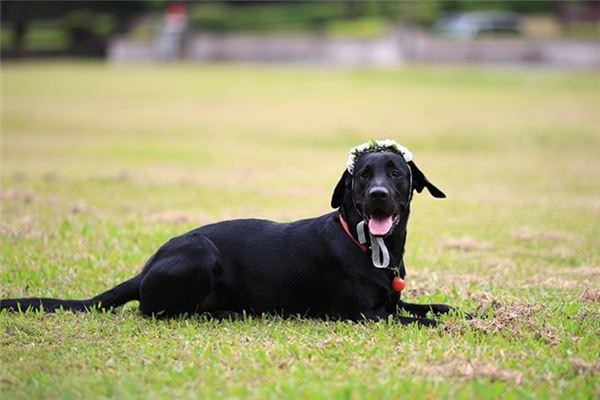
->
[368,216,393,236]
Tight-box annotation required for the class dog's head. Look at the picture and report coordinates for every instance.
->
[331,147,445,237]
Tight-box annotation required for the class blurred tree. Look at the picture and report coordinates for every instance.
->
[1,0,565,57]
[1,0,166,56]
[440,0,560,15]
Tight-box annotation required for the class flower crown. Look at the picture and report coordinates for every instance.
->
[346,139,413,175]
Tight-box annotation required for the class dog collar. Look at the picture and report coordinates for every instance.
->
[356,220,390,269]
[338,213,406,293]
[338,213,368,252]
[338,213,405,292]
[346,161,412,269]
[338,213,390,268]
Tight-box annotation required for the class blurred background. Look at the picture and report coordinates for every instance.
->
[2,0,600,67]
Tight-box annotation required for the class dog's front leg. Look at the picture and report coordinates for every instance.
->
[398,301,454,318]
[357,309,438,327]
[398,301,474,319]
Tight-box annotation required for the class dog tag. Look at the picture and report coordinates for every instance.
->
[392,277,405,292]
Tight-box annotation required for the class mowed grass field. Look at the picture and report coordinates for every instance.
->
[1,62,599,399]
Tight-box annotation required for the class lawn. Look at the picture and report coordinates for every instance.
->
[1,62,599,399]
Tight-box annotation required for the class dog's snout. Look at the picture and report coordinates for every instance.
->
[368,187,389,201]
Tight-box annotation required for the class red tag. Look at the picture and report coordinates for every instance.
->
[392,277,405,292]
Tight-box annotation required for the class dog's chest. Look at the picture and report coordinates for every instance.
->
[339,266,397,311]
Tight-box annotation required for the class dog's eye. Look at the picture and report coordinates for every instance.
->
[360,171,369,179]
[391,170,401,178]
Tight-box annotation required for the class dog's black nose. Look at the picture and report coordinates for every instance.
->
[369,187,389,200]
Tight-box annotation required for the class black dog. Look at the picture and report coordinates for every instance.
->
[1,145,459,326]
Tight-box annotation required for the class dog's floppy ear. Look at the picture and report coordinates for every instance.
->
[331,170,351,208]
[408,161,446,198]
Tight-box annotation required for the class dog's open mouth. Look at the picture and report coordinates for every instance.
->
[366,210,399,237]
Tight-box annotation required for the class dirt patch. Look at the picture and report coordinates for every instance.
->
[482,258,516,271]
[534,326,561,347]
[521,276,581,290]
[571,358,600,376]
[0,215,47,241]
[445,272,488,287]
[425,358,523,384]
[42,172,59,181]
[0,189,36,204]
[470,301,539,330]
[316,336,345,349]
[402,286,434,298]
[575,308,599,322]
[463,291,502,316]
[512,227,581,244]
[548,246,575,260]
[580,289,600,303]
[69,201,96,215]
[443,236,493,251]
[558,266,600,278]
[443,300,559,346]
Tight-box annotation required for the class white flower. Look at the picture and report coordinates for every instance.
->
[395,144,413,162]
[346,139,412,175]
[377,139,397,148]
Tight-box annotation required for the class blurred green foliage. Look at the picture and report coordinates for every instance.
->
[61,10,115,39]
[184,1,560,34]
[0,12,114,53]
[0,1,595,54]
[187,2,401,35]
[1,22,69,51]
[326,17,388,39]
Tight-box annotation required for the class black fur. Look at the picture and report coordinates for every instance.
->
[1,151,461,326]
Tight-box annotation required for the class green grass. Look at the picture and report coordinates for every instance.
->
[1,62,599,399]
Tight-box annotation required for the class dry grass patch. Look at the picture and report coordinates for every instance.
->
[0,189,37,204]
[442,236,494,251]
[481,257,516,271]
[69,200,96,215]
[580,288,600,303]
[418,358,523,384]
[512,227,582,244]
[558,266,600,278]
[444,299,562,346]
[0,215,47,241]
[521,276,581,290]
[522,265,600,291]
[571,358,600,377]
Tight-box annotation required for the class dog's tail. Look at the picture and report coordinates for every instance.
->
[0,275,141,313]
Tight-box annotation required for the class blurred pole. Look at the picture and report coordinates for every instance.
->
[156,2,187,61]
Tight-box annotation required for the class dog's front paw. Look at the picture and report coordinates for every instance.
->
[434,304,475,319]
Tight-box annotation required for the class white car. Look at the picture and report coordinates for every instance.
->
[435,11,523,39]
